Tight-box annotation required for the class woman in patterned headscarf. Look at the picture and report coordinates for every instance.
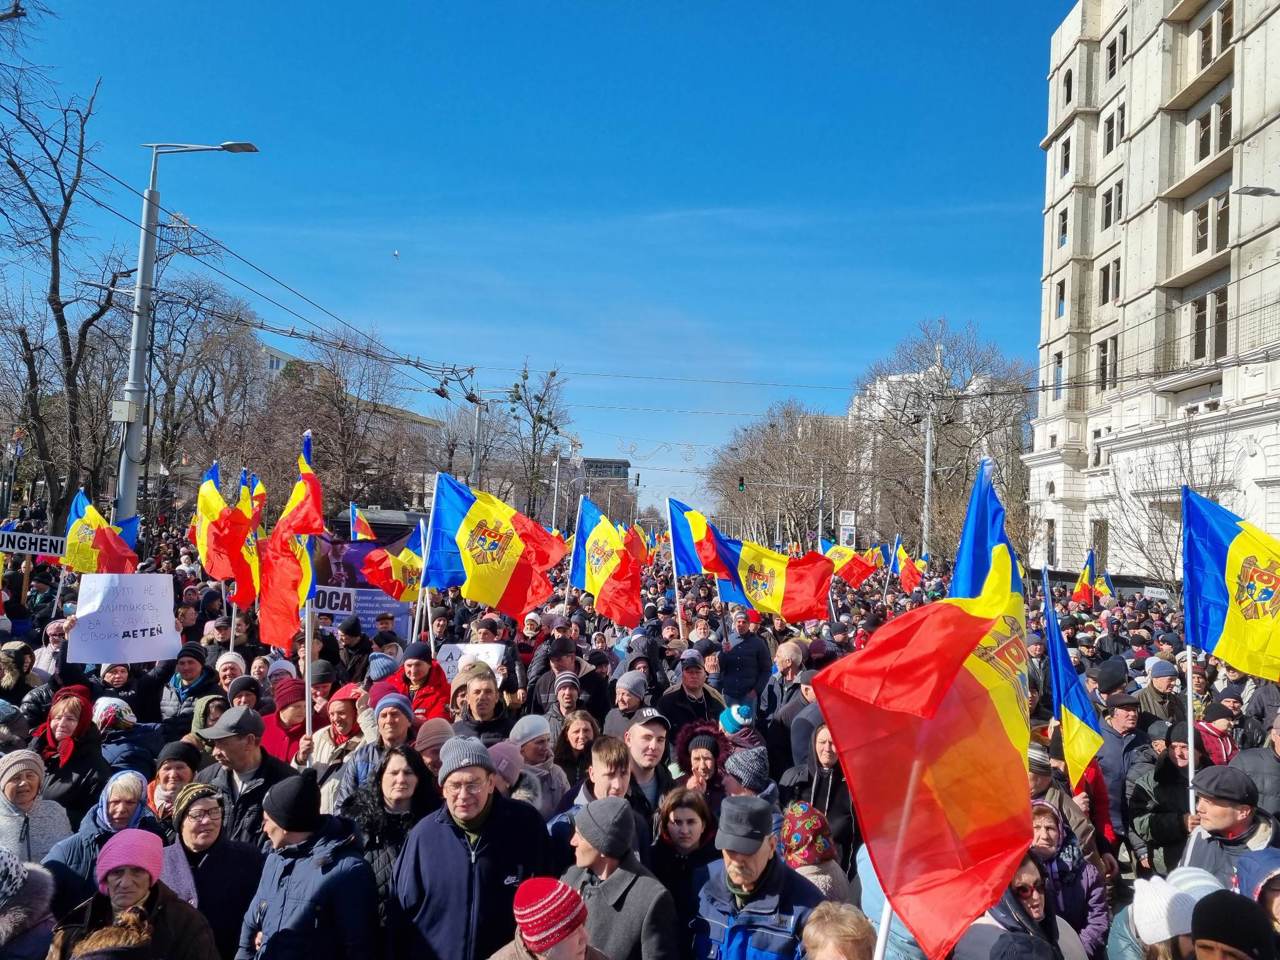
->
[780,800,855,903]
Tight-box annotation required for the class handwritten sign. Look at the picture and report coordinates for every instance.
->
[435,643,506,682]
[67,574,180,664]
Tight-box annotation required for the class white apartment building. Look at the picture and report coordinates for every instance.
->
[1025,0,1280,577]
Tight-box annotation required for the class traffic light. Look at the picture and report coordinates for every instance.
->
[635,473,640,487]
[738,477,745,492]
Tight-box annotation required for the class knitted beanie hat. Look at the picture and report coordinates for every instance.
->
[96,828,163,894]
[226,676,261,703]
[0,749,44,793]
[553,671,580,693]
[265,659,297,679]
[488,741,523,786]
[513,877,588,953]
[414,718,454,753]
[172,782,223,830]
[724,746,771,794]
[719,704,753,735]
[0,848,26,908]
[688,734,720,758]
[263,768,321,833]
[1132,876,1196,945]
[574,797,635,859]
[1192,890,1275,960]
[366,653,396,682]
[272,678,307,711]
[374,693,414,724]
[617,670,647,700]
[438,736,496,785]
[509,714,552,747]
[176,643,207,666]
[215,652,246,674]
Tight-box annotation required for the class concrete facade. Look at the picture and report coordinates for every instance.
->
[1025,0,1280,577]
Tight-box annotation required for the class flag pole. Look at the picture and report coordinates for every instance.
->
[228,601,236,655]
[1187,644,1197,817]
[872,757,925,960]
[51,568,66,620]
[414,515,429,649]
[421,475,440,658]
[665,499,687,641]
[303,599,314,754]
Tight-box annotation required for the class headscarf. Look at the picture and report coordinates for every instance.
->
[33,684,93,766]
[327,683,363,746]
[92,697,137,731]
[95,770,148,832]
[781,801,837,868]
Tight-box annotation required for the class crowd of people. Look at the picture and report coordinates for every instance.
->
[0,513,1270,960]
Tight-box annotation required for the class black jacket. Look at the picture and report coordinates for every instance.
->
[1233,745,1280,818]
[169,837,265,960]
[780,729,858,871]
[452,701,517,747]
[340,779,438,930]
[29,731,111,831]
[196,751,298,850]
[160,667,222,740]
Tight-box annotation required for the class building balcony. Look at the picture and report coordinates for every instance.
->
[1163,45,1233,112]
[1161,145,1232,200]
[1158,247,1230,290]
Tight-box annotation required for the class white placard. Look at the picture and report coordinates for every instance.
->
[838,510,856,527]
[67,573,181,664]
[0,531,66,556]
[1143,586,1170,600]
[435,643,506,682]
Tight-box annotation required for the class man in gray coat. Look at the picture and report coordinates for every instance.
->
[563,796,680,960]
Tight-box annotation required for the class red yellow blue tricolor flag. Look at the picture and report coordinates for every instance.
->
[712,536,832,622]
[826,543,876,588]
[362,526,425,603]
[895,539,923,593]
[62,490,138,574]
[349,503,376,541]
[570,497,642,628]
[1183,487,1280,679]
[814,458,1029,959]
[230,470,266,607]
[260,433,325,649]
[1041,565,1104,788]
[195,463,253,586]
[1071,550,1098,604]
[666,497,751,606]
[424,473,567,620]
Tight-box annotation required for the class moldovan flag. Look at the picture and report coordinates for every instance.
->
[1042,566,1104,788]
[230,471,266,608]
[813,458,1030,960]
[1182,486,1280,679]
[714,537,833,622]
[424,473,567,620]
[1071,550,1099,605]
[362,525,424,603]
[259,433,325,650]
[194,463,253,584]
[570,497,642,628]
[350,503,376,541]
[826,543,876,588]
[896,540,923,593]
[666,497,752,606]
[62,490,138,574]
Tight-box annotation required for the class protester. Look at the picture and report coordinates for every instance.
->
[780,722,856,871]
[31,685,111,830]
[492,877,608,960]
[800,902,876,960]
[1191,889,1276,960]
[952,854,1087,960]
[1180,766,1280,884]
[1234,716,1280,818]
[651,788,718,954]
[552,709,598,791]
[1029,800,1107,960]
[194,706,297,848]
[333,692,414,809]
[293,681,367,813]
[0,750,69,862]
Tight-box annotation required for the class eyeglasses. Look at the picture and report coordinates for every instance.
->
[1013,881,1045,899]
[443,779,488,798]
[187,807,223,823]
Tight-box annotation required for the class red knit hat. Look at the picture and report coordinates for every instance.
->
[273,677,306,710]
[512,877,587,952]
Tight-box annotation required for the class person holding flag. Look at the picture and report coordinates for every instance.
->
[259,433,325,650]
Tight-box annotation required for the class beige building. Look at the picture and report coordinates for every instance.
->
[1025,0,1280,579]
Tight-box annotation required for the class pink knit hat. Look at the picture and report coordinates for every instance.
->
[95,828,163,894]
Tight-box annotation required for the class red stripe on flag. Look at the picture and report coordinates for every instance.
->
[779,553,834,621]
[492,512,568,621]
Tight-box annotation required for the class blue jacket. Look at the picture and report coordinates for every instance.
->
[392,792,552,960]
[719,633,771,702]
[691,856,823,960]
[99,723,165,779]
[237,815,378,960]
[1096,722,1147,836]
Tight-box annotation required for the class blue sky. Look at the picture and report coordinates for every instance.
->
[24,2,1070,508]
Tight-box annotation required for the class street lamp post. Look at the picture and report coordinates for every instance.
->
[114,141,257,521]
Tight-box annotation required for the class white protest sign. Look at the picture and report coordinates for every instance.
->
[67,573,180,664]
[436,643,506,682]
[1143,586,1170,601]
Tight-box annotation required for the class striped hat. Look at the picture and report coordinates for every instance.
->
[513,877,588,952]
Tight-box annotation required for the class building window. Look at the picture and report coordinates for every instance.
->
[1063,70,1073,105]
[1092,429,1103,466]
[1099,264,1112,306]
[1097,335,1119,392]
[1197,111,1213,162]
[1218,93,1232,151]
[1221,0,1234,46]
[1193,296,1208,359]
[1056,280,1067,318]
[1215,191,1230,252]
[1106,39,1119,79]
[1053,352,1064,400]
[1102,188,1115,229]
[1046,520,1057,567]
[1214,286,1229,357]
[1062,138,1071,177]
[1049,435,1058,449]
[1194,201,1210,253]
[1200,20,1215,70]
[1119,28,1128,59]
[1048,482,1057,498]
[1104,114,1116,155]
[1118,104,1126,140]
[1111,258,1121,302]
[1058,208,1069,247]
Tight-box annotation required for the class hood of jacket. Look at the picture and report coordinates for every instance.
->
[0,863,52,947]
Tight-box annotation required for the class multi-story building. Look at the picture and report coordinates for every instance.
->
[1025,0,1280,578]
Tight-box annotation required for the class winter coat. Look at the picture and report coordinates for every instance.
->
[1233,744,1280,818]
[651,836,718,958]
[160,667,222,740]
[717,633,771,702]
[765,690,809,779]
[564,854,681,960]
[549,780,655,876]
[856,844,926,960]
[94,663,173,725]
[0,791,69,863]
[331,736,401,812]
[259,709,324,764]
[29,728,111,831]
[48,880,220,960]
[391,792,552,960]
[759,673,801,726]
[788,701,824,772]
[452,700,518,747]
[1196,721,1239,766]
[336,635,374,684]
[1032,804,1109,960]
[952,890,1087,960]
[43,796,166,919]
[161,837,266,960]
[691,856,824,960]
[195,751,298,850]
[1236,847,1280,907]
[1032,783,1105,877]
[340,784,437,931]
[796,860,855,902]
[1180,809,1280,885]
[1096,722,1147,837]
[237,815,378,960]
[99,722,165,779]
[487,938,609,960]
[384,665,451,723]
[1246,680,1280,730]
[293,721,369,815]
[0,863,53,960]
[1138,684,1185,727]
[520,760,569,819]
[656,684,725,739]
[1129,751,1196,875]
[1105,908,1143,960]
[780,728,857,871]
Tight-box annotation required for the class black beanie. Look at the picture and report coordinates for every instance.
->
[1203,701,1235,724]
[1192,890,1275,960]
[263,768,321,833]
[177,642,207,666]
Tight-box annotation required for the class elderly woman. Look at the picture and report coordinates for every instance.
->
[781,801,855,903]
[29,685,111,829]
[160,783,265,960]
[0,750,70,861]
[674,720,731,817]
[43,769,166,918]
[146,742,202,838]
[47,828,219,960]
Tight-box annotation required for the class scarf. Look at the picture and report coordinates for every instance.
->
[151,779,180,815]
[330,722,356,747]
[33,684,93,766]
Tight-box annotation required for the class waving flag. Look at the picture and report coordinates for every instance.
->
[259,433,325,649]
[896,540,923,593]
[62,490,138,574]
[814,459,1029,960]
[666,498,750,606]
[713,537,833,621]
[424,474,567,619]
[1096,565,1116,599]
[1042,566,1104,788]
[362,525,425,602]
[1071,550,1099,605]
[826,543,876,588]
[350,503,376,541]
[1183,487,1280,679]
[195,463,253,584]
[570,497,642,628]
[230,470,266,607]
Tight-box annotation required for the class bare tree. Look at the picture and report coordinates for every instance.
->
[506,363,570,519]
